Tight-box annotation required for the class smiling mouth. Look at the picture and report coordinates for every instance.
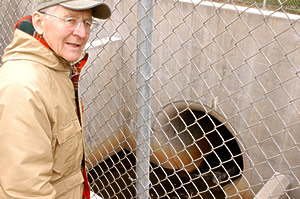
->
[67,42,81,48]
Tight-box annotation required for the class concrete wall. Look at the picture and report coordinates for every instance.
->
[81,0,300,197]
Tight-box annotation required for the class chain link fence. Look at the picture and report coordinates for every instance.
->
[1,0,300,198]
[229,0,300,13]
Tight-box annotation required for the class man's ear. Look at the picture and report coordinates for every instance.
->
[32,11,44,34]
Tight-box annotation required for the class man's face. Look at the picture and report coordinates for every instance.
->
[41,6,92,62]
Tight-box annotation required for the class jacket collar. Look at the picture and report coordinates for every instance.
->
[15,16,50,50]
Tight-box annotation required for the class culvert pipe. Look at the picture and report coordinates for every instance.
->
[149,101,250,196]
[150,102,213,172]
[87,101,252,198]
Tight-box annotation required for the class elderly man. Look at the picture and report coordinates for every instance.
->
[0,0,111,198]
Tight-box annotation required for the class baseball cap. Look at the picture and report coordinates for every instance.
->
[33,0,111,19]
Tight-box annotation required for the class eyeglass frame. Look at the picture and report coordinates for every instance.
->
[38,11,98,32]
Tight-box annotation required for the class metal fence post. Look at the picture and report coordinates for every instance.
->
[135,0,154,198]
[263,0,267,9]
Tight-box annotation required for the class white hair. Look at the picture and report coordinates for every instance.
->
[39,5,58,14]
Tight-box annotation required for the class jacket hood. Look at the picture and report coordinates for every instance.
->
[2,29,70,72]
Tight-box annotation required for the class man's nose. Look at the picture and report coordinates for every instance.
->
[73,21,89,38]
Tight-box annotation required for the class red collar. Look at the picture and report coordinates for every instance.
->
[15,16,50,49]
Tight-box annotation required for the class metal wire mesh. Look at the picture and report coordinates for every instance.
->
[1,0,300,198]
[230,0,300,14]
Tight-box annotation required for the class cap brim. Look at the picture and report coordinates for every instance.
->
[60,1,111,19]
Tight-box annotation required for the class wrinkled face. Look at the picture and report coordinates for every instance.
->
[40,6,92,62]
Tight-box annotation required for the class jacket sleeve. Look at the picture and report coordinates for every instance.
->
[0,79,56,199]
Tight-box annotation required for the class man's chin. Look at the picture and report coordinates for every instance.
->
[63,54,82,63]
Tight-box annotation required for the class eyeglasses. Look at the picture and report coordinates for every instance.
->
[39,12,98,32]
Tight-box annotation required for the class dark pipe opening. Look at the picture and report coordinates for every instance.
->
[88,109,243,198]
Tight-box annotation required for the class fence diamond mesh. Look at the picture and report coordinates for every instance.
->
[1,0,300,198]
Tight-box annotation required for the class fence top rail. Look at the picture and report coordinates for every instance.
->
[180,0,300,20]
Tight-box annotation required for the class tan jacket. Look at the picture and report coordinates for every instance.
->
[0,29,85,198]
